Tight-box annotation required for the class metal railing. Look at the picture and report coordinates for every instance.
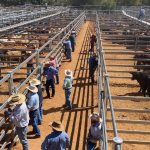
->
[96,11,123,150]
[0,11,85,149]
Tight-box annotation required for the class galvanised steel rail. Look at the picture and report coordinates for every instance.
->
[0,9,69,33]
[122,10,150,26]
[0,11,85,149]
[96,11,123,150]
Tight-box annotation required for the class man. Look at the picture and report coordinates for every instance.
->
[44,61,58,98]
[90,35,97,52]
[4,93,29,150]
[63,69,73,110]
[89,53,98,83]
[87,112,103,150]
[138,7,145,20]
[63,37,72,61]
[29,78,43,125]
[41,120,70,150]
[49,55,60,84]
[26,85,41,138]
[69,30,76,52]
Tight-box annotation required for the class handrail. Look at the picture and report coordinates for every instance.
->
[96,11,123,150]
[0,11,85,150]
[122,10,150,26]
[96,12,108,150]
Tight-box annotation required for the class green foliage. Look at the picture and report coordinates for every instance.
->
[0,0,150,6]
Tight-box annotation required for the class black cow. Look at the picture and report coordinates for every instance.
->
[130,71,150,97]
[134,54,150,71]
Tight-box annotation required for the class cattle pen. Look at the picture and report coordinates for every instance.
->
[0,6,150,150]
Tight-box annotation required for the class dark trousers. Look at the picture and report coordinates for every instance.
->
[46,79,55,97]
[29,109,40,136]
[71,43,75,52]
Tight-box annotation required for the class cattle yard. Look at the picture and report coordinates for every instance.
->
[0,7,150,150]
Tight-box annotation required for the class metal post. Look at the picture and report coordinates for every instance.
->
[113,137,123,150]
[8,71,13,95]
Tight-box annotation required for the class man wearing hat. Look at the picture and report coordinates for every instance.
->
[87,112,103,150]
[44,61,58,99]
[26,85,41,137]
[69,30,76,52]
[41,120,70,150]
[29,78,43,124]
[4,93,29,150]
[63,69,73,110]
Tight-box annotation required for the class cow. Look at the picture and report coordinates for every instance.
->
[130,71,150,96]
[134,54,150,71]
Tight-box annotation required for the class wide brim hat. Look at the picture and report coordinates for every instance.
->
[9,93,26,106]
[65,69,73,77]
[89,112,102,123]
[44,61,50,67]
[29,78,41,86]
[49,121,64,132]
[26,85,38,93]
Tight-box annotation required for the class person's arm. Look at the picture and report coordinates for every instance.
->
[41,136,50,150]
[63,79,67,89]
[65,134,70,148]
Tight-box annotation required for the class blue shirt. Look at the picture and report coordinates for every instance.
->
[10,102,29,127]
[45,66,58,80]
[26,92,39,111]
[41,131,70,150]
[63,40,72,50]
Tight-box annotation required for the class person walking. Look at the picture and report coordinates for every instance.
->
[63,37,72,61]
[29,78,43,125]
[4,93,29,150]
[69,30,76,52]
[63,69,73,110]
[87,112,103,150]
[41,120,70,150]
[49,55,60,84]
[90,35,97,52]
[26,85,41,138]
[89,53,98,83]
[138,7,145,20]
[44,61,58,99]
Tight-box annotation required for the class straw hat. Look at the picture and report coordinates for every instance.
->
[26,85,38,93]
[9,93,26,106]
[71,30,76,34]
[49,55,55,60]
[65,69,73,77]
[89,112,102,123]
[29,79,41,86]
[49,121,64,132]
[44,61,50,67]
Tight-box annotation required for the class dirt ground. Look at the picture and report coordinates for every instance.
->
[2,20,150,150]
[13,21,98,150]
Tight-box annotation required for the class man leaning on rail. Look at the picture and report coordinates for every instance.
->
[4,93,29,150]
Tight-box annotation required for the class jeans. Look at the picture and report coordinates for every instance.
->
[38,104,43,123]
[29,109,41,136]
[87,140,96,150]
[71,43,75,52]
[65,89,72,109]
[46,79,55,97]
[65,48,72,59]
[16,126,28,150]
